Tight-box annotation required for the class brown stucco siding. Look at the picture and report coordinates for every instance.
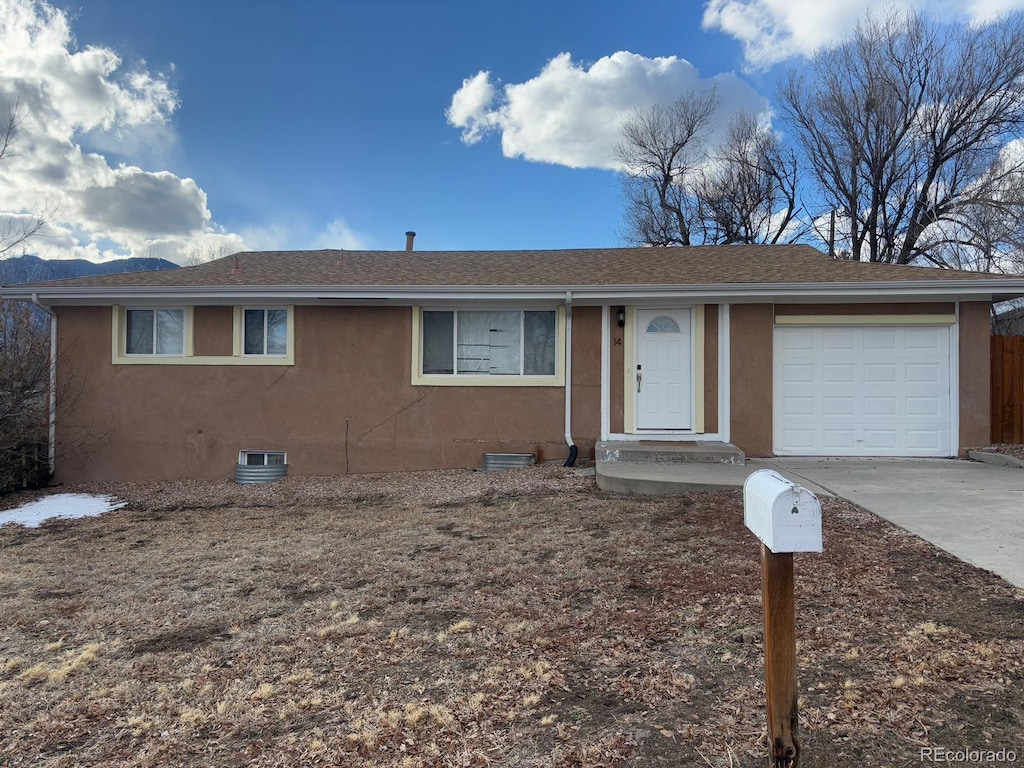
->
[730,304,773,457]
[958,301,991,452]
[54,305,600,483]
[610,308,624,434]
[192,306,234,356]
[774,302,956,316]
[703,305,719,434]
[569,307,601,460]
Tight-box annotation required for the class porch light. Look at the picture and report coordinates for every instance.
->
[616,307,626,328]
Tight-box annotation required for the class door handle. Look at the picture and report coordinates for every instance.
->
[636,370,642,392]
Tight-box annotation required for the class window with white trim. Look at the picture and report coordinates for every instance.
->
[239,450,287,466]
[421,309,557,377]
[126,308,185,355]
[243,309,288,356]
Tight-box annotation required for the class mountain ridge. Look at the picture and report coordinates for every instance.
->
[0,254,179,285]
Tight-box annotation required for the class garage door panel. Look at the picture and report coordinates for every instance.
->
[906,363,941,383]
[783,363,815,382]
[781,328,816,350]
[821,329,855,349]
[864,363,897,383]
[822,363,855,382]
[823,396,856,415]
[864,396,897,416]
[863,329,897,349]
[774,325,952,457]
[906,328,943,349]
[781,428,816,449]
[863,430,898,450]
[906,396,940,416]
[822,429,857,449]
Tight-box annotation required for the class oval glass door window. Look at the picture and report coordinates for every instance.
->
[646,316,680,333]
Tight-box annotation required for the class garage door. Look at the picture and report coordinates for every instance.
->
[773,325,952,456]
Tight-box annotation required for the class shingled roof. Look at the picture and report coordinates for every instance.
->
[6,245,1024,304]
[8,244,1020,288]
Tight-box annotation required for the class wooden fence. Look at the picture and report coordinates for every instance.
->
[991,335,1024,444]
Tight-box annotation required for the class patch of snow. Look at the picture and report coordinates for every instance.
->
[0,493,126,528]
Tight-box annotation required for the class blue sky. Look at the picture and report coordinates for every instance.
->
[1,0,1022,262]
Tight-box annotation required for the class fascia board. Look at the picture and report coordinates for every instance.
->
[4,279,1024,305]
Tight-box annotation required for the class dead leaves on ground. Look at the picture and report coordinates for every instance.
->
[0,476,1021,767]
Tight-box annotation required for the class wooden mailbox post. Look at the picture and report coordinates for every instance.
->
[743,470,823,768]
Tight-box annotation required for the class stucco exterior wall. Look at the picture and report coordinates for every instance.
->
[610,308,624,434]
[54,305,602,483]
[703,305,719,434]
[730,304,774,457]
[958,301,991,452]
[192,306,233,356]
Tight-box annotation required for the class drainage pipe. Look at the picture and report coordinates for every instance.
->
[563,291,577,466]
[30,293,57,476]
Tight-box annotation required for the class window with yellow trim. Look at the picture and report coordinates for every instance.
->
[125,308,185,356]
[413,306,564,385]
[243,308,289,356]
[422,309,556,377]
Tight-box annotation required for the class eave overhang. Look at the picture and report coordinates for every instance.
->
[3,279,1024,306]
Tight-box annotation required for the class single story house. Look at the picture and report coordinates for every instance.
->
[4,243,1024,484]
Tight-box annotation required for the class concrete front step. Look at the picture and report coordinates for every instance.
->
[595,440,746,465]
[594,457,836,496]
[596,460,755,494]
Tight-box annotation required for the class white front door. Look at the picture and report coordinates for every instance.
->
[635,309,692,430]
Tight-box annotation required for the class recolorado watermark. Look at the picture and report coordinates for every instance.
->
[921,747,1018,763]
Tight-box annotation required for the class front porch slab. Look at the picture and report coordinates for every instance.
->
[595,440,746,465]
[596,460,755,494]
[595,440,747,494]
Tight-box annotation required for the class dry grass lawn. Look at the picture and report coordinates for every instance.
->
[0,464,1022,767]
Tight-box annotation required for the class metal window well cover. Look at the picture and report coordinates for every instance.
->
[483,453,536,472]
[234,463,289,484]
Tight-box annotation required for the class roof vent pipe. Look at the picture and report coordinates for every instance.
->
[405,231,416,251]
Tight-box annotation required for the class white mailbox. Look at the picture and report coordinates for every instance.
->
[743,469,823,553]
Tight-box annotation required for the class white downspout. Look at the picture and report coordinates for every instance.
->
[30,293,57,476]
[563,291,577,465]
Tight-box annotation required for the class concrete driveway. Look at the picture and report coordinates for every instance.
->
[763,457,1024,589]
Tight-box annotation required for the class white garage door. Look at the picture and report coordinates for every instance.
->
[773,325,953,457]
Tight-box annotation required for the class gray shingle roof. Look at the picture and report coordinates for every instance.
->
[9,245,1020,289]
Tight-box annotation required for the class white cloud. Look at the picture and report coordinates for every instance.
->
[310,218,372,250]
[702,0,1024,68]
[0,0,248,264]
[966,0,1024,22]
[446,72,499,145]
[446,51,768,171]
[238,217,373,253]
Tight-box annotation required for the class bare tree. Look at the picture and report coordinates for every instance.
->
[0,99,57,490]
[617,95,804,247]
[778,10,1024,265]
[616,91,720,246]
[182,242,235,267]
[0,297,50,490]
[0,99,48,257]
[696,113,803,245]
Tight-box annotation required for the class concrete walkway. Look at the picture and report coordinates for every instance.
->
[597,457,1024,589]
